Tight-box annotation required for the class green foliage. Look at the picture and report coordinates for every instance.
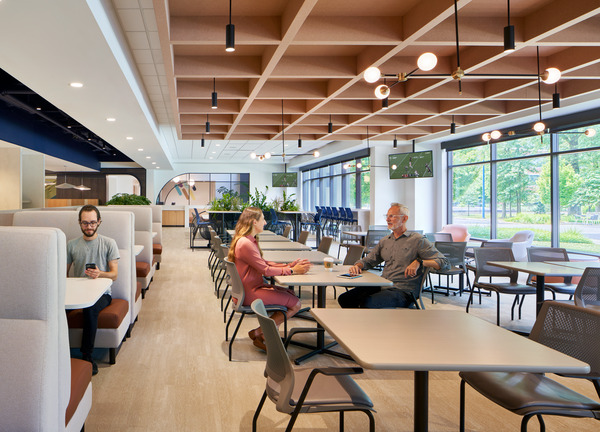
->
[504,213,551,224]
[248,186,272,211]
[106,193,151,205]
[466,225,591,244]
[209,187,244,211]
[279,191,299,211]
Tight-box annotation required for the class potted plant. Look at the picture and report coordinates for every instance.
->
[106,193,151,205]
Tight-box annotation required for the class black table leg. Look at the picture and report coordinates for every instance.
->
[536,275,545,316]
[414,371,429,432]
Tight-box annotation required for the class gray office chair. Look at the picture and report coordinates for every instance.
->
[250,299,376,432]
[337,224,362,258]
[297,230,310,245]
[574,267,600,310]
[410,267,431,310]
[282,224,292,239]
[331,244,366,301]
[224,259,288,361]
[460,301,600,432]
[428,241,469,303]
[526,247,576,299]
[433,232,453,242]
[468,248,537,326]
[317,236,333,254]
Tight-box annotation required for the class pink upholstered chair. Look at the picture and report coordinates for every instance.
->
[440,224,471,242]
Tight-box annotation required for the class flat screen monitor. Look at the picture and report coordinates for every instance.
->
[388,150,433,179]
[272,172,298,187]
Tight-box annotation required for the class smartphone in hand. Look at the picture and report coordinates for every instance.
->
[85,263,96,270]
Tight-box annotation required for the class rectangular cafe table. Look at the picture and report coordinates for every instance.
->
[545,260,600,269]
[257,235,292,243]
[487,261,584,315]
[341,230,367,246]
[278,210,314,242]
[258,241,311,251]
[262,250,342,265]
[311,308,590,432]
[226,229,277,237]
[66,277,112,309]
[275,265,392,363]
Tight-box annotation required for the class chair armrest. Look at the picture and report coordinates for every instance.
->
[311,366,364,376]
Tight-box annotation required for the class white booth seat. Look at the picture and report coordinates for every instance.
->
[107,205,155,295]
[0,226,92,432]
[12,210,133,364]
[150,205,163,269]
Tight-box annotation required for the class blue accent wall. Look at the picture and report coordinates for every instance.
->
[0,101,101,170]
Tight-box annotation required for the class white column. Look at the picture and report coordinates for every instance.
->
[0,148,22,210]
[21,152,45,208]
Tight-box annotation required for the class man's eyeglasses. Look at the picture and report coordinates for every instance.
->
[384,214,405,219]
[80,221,99,227]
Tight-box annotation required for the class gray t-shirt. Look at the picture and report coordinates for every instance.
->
[67,234,120,296]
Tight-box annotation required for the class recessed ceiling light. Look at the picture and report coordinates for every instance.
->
[212,151,216,154]
[138,148,143,151]
[126,136,133,140]
[156,167,160,169]
[216,144,221,147]
[106,117,116,122]
[70,82,83,88]
[36,107,42,111]
[209,157,213,159]
[146,156,151,159]
[152,162,156,165]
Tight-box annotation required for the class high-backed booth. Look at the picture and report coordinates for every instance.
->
[150,204,163,269]
[12,210,134,364]
[0,226,92,431]
[107,205,156,295]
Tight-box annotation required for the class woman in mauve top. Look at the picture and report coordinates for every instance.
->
[227,207,311,351]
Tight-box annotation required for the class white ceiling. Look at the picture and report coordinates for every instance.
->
[1,0,600,172]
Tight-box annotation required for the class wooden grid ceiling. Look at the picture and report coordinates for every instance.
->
[156,0,600,143]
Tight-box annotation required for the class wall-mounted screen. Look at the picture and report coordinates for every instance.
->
[272,172,298,187]
[388,151,433,179]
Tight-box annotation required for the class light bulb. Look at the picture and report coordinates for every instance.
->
[417,52,437,71]
[490,130,502,140]
[541,68,561,84]
[313,151,320,157]
[533,122,546,133]
[250,152,256,159]
[356,162,362,169]
[363,66,381,83]
[374,84,390,99]
[258,155,264,161]
[482,132,491,142]
[264,152,271,159]
[391,164,397,170]
[584,128,596,137]
[343,163,349,169]
[173,177,180,183]
[189,180,195,186]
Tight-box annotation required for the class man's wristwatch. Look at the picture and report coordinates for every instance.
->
[290,268,294,274]
[415,257,423,266]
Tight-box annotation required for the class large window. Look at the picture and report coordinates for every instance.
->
[448,124,600,254]
[157,173,249,206]
[301,154,370,211]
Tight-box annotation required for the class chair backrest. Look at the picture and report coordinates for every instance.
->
[482,241,513,249]
[509,230,535,244]
[339,224,361,243]
[424,233,436,242]
[317,236,333,254]
[298,230,310,245]
[527,247,569,262]
[224,259,246,310]
[282,225,292,238]
[473,247,519,282]
[0,226,70,430]
[440,224,471,242]
[434,241,467,268]
[251,299,296,414]
[530,301,600,378]
[269,208,278,223]
[343,244,365,265]
[574,267,600,307]
[365,229,389,251]
[433,232,453,242]
[345,208,355,221]
[369,225,389,230]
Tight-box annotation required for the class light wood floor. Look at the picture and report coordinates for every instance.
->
[85,228,600,431]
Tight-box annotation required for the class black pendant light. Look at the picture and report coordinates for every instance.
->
[297,134,302,148]
[504,0,515,52]
[206,114,211,134]
[226,0,235,52]
[450,115,456,134]
[328,115,333,134]
[393,135,397,149]
[552,84,561,109]
[201,134,205,147]
[211,78,217,109]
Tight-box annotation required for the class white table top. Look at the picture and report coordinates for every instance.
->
[311,309,590,374]
[134,244,144,256]
[257,235,291,242]
[545,260,600,270]
[275,265,393,287]
[342,231,367,237]
[65,277,112,309]
[226,229,277,236]
[263,250,342,264]
[487,261,585,277]
[259,242,311,251]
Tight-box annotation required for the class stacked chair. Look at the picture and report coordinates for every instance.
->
[0,226,92,431]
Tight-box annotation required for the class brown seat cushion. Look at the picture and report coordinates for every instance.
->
[136,281,142,301]
[136,261,151,278]
[153,243,162,254]
[67,298,129,329]
[66,358,92,425]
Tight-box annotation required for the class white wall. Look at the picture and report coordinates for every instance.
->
[21,152,45,208]
[151,162,299,205]
[0,148,22,210]
[106,174,139,201]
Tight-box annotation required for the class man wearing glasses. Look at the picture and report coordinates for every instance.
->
[338,202,449,309]
[67,205,119,375]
